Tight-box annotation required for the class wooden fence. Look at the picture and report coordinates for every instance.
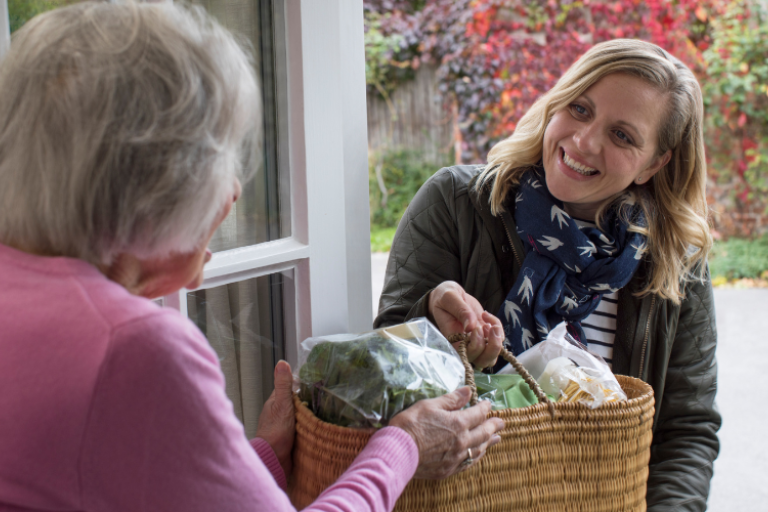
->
[366,65,454,163]
[367,66,767,238]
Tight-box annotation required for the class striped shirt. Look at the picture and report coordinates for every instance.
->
[572,218,619,367]
[580,291,618,366]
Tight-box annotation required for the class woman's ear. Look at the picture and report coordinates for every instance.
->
[639,149,671,183]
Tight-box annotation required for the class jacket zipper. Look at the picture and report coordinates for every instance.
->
[638,295,656,378]
[499,214,523,268]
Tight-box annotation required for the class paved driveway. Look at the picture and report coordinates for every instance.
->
[708,288,768,511]
[371,253,768,510]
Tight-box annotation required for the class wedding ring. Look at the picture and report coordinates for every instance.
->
[460,447,474,468]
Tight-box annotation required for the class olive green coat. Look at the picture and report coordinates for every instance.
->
[375,166,721,512]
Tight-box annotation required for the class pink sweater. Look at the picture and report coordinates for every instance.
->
[0,243,418,511]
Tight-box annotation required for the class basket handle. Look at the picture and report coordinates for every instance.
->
[449,333,557,418]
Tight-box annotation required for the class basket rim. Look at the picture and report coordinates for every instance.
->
[294,374,654,437]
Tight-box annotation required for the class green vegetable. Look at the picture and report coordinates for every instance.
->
[474,372,550,411]
[299,332,459,428]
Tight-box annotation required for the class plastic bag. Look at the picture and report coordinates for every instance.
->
[474,372,549,410]
[497,326,627,409]
[537,356,626,408]
[297,318,465,428]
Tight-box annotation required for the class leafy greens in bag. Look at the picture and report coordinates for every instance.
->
[298,318,464,428]
[474,372,554,410]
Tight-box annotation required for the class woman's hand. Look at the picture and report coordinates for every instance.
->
[389,387,505,479]
[428,281,504,368]
[255,360,295,478]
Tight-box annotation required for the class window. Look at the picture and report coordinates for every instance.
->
[1,0,372,432]
[174,0,372,433]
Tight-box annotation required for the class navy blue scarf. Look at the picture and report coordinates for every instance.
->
[498,168,647,356]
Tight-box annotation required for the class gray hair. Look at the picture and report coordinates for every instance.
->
[0,0,260,265]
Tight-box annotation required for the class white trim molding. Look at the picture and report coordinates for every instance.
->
[290,0,372,337]
[201,238,310,287]
[0,0,10,60]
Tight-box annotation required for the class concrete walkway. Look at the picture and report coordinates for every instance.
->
[708,288,768,511]
[371,252,768,510]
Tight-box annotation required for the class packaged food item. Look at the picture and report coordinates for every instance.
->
[537,356,626,408]
[297,318,465,428]
[496,325,627,409]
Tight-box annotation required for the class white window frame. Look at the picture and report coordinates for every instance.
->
[165,0,373,368]
[0,0,9,60]
[0,0,373,369]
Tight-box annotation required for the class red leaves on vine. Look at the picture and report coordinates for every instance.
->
[366,0,767,235]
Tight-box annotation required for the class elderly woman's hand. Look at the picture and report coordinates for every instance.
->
[389,386,504,479]
[428,281,504,369]
[255,360,295,478]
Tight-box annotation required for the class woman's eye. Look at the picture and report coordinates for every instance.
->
[571,104,587,116]
[614,130,633,144]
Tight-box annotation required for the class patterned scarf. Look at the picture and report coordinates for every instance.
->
[497,168,647,356]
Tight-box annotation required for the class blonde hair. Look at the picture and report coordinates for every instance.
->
[0,0,260,266]
[477,39,711,304]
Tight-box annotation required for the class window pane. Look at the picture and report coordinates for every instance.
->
[187,271,289,438]
[199,0,290,252]
[11,0,289,250]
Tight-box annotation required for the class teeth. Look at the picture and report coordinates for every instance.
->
[563,150,598,176]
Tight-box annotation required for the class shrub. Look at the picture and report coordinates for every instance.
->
[369,148,449,230]
[708,235,768,280]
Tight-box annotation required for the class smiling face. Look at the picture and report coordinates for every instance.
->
[542,73,672,220]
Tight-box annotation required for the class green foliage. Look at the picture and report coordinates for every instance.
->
[701,1,768,205]
[370,227,398,253]
[369,148,448,230]
[708,236,768,279]
[364,12,409,99]
[298,334,453,428]
[8,0,73,33]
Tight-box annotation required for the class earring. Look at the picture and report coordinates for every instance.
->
[636,177,644,184]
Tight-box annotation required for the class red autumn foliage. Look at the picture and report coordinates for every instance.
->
[364,0,768,237]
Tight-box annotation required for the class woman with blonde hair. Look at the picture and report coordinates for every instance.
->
[0,2,504,511]
[377,38,720,510]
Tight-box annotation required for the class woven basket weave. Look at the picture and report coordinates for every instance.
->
[289,337,655,512]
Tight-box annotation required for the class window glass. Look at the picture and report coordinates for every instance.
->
[199,0,290,252]
[10,0,290,252]
[187,271,288,437]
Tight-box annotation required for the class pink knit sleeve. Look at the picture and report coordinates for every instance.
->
[251,437,287,491]
[78,310,418,512]
[307,427,419,512]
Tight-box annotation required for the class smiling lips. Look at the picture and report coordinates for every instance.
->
[562,148,599,176]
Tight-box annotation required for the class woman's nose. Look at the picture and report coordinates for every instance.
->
[573,123,601,155]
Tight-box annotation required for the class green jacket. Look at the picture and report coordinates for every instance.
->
[375,166,721,512]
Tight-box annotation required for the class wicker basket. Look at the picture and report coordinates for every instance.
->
[289,338,655,512]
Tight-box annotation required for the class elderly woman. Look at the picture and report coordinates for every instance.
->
[376,39,720,511]
[0,2,504,511]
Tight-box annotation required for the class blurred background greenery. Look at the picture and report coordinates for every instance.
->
[368,148,450,252]
[8,0,74,33]
[709,235,768,285]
